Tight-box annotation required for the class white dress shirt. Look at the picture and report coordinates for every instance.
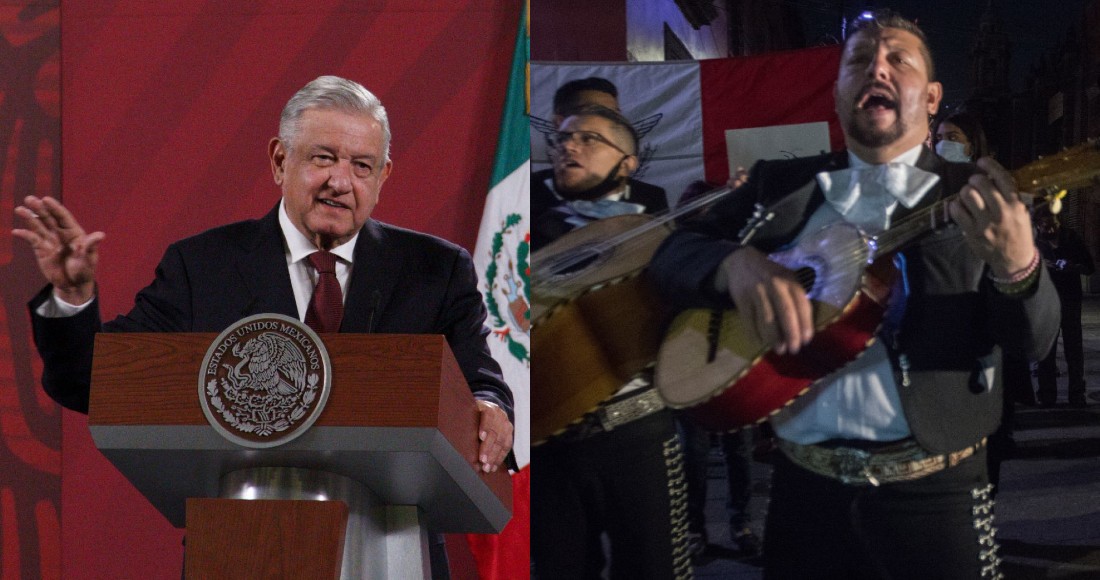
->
[278,200,356,319]
[770,144,937,444]
[40,199,358,323]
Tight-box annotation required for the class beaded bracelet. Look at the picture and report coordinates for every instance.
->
[991,249,1041,295]
[989,249,1040,285]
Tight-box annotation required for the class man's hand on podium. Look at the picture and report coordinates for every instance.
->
[475,400,513,473]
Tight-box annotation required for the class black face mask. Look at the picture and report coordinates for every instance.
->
[554,155,628,201]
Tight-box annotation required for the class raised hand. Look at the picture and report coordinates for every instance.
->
[947,157,1036,278]
[12,196,104,305]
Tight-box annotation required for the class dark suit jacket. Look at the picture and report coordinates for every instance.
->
[648,148,1060,453]
[30,203,514,420]
[531,167,668,250]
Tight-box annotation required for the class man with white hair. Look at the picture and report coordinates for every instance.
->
[16,75,514,577]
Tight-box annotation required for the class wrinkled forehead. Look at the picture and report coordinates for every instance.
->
[844,27,929,65]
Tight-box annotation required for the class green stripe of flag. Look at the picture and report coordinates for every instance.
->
[489,1,529,189]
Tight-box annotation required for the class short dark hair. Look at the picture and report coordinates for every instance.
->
[935,111,989,159]
[553,77,619,115]
[846,9,935,82]
[562,104,638,155]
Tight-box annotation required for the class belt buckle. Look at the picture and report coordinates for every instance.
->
[596,390,662,432]
[831,447,873,485]
[596,405,618,432]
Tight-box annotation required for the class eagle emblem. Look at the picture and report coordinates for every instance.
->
[199,314,331,448]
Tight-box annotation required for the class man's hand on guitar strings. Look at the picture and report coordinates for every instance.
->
[717,246,814,355]
[948,157,1037,278]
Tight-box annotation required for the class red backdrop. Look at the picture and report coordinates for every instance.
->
[48,1,520,578]
[0,2,61,579]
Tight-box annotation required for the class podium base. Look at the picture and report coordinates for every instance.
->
[218,467,432,580]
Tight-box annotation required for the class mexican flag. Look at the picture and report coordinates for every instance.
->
[466,2,530,578]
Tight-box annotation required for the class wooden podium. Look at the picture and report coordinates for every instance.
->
[87,332,512,579]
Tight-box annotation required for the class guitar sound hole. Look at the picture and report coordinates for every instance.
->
[794,266,817,295]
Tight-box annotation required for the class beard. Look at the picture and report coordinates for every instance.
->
[846,111,907,149]
[553,157,627,201]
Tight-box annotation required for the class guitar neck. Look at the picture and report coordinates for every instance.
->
[872,192,1057,258]
[855,139,1100,257]
[871,196,956,257]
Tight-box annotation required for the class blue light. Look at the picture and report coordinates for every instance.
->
[859,11,875,21]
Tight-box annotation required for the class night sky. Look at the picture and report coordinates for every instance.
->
[792,1,1092,110]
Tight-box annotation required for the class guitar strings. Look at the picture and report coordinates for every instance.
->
[535,162,1075,296]
[531,185,733,285]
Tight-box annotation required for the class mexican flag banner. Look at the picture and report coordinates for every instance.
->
[466,2,530,578]
[531,45,844,206]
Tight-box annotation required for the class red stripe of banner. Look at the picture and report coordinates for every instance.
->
[465,466,530,579]
[700,45,844,184]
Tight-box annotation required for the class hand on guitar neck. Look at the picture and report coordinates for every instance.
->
[714,246,814,356]
[947,157,1038,279]
[712,157,1036,361]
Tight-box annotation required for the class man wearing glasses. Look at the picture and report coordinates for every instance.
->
[531,103,690,579]
[532,88,668,249]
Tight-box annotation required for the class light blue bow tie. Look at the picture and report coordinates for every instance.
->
[815,163,940,232]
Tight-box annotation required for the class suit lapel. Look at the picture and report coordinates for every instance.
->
[752,151,847,249]
[341,220,400,332]
[890,147,950,224]
[236,204,298,319]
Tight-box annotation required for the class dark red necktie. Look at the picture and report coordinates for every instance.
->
[305,250,343,333]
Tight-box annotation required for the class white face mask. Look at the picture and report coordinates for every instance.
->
[935,139,970,162]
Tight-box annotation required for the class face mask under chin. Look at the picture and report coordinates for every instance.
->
[554,156,628,201]
[935,139,971,163]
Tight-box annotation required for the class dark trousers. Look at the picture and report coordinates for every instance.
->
[1038,295,1085,401]
[763,448,997,580]
[680,417,753,535]
[531,410,691,580]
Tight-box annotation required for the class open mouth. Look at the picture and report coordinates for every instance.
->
[556,157,583,170]
[318,198,349,210]
[858,87,898,112]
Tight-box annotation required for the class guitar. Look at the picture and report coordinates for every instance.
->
[530,185,732,444]
[531,185,732,325]
[656,141,1100,432]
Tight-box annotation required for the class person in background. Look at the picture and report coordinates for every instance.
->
[934,110,989,163]
[935,109,1033,492]
[1035,211,1095,407]
[532,77,668,249]
[531,104,691,579]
